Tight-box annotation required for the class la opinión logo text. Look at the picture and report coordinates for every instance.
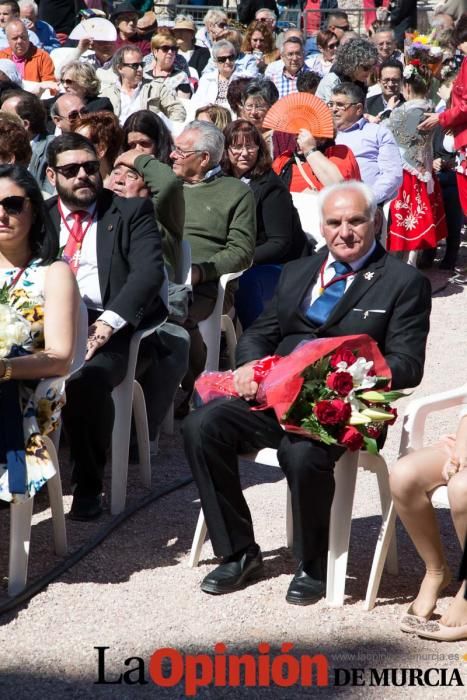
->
[94,645,464,695]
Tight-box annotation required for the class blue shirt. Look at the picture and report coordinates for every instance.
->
[32,20,61,53]
[264,62,311,98]
[335,118,403,204]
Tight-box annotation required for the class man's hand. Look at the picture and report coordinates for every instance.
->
[85,321,113,361]
[114,149,144,170]
[78,37,92,54]
[418,113,440,131]
[233,362,259,401]
[432,157,443,173]
[364,113,381,124]
[386,95,401,111]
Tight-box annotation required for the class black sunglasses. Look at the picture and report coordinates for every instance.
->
[0,195,29,216]
[121,62,144,70]
[54,161,100,178]
[159,45,178,53]
[217,54,236,63]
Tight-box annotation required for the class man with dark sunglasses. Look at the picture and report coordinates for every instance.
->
[50,94,87,135]
[44,132,166,521]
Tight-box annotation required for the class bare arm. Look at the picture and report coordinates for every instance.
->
[0,262,79,380]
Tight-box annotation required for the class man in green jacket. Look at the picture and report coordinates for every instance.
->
[172,120,257,414]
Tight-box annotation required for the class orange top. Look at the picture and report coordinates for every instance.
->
[0,45,55,83]
[272,145,361,192]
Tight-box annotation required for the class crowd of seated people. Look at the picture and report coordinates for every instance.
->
[0,0,466,641]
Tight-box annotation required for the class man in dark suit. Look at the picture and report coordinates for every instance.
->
[45,132,166,520]
[365,59,404,121]
[183,181,431,605]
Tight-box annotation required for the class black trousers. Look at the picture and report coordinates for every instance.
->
[62,320,133,498]
[183,397,345,562]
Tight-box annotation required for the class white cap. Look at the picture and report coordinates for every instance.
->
[69,18,117,42]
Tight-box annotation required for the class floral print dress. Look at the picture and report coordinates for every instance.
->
[0,260,64,503]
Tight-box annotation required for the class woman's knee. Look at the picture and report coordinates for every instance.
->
[448,469,467,513]
[389,455,422,500]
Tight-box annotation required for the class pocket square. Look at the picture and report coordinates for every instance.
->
[352,308,387,318]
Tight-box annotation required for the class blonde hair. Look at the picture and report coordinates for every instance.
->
[195,104,232,130]
[60,60,100,98]
[151,31,177,52]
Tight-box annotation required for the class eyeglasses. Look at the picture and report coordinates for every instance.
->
[118,13,138,23]
[0,196,29,216]
[229,144,259,154]
[332,23,350,32]
[213,21,227,29]
[326,101,359,111]
[53,161,100,178]
[256,17,273,23]
[241,103,268,113]
[121,62,144,70]
[158,45,178,53]
[381,77,401,84]
[172,147,205,159]
[359,64,374,72]
[61,78,78,86]
[57,107,88,121]
[326,42,338,50]
[216,54,236,63]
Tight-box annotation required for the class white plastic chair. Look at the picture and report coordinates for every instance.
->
[189,446,397,609]
[110,276,169,514]
[7,301,88,597]
[363,384,467,610]
[199,271,244,372]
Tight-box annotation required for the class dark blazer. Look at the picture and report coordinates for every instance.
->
[365,93,405,120]
[46,189,167,329]
[236,243,432,390]
[249,169,307,265]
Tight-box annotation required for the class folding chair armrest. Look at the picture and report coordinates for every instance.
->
[219,270,246,290]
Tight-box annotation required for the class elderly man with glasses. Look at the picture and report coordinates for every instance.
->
[169,120,256,416]
[332,82,402,205]
[100,45,186,125]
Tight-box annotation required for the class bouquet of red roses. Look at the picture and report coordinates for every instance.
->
[195,335,406,454]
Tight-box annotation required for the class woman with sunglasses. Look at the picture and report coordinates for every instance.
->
[143,32,191,98]
[306,30,339,78]
[316,37,378,103]
[58,61,114,115]
[0,164,78,505]
[189,40,245,118]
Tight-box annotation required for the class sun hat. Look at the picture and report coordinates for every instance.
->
[173,18,197,33]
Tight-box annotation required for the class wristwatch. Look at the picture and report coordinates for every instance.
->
[304,147,317,158]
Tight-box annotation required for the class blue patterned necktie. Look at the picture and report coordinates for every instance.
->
[306,261,353,325]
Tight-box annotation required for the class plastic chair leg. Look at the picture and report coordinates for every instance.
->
[8,497,34,596]
[364,501,398,611]
[326,452,359,607]
[43,436,67,557]
[161,403,174,435]
[375,465,398,575]
[133,380,151,490]
[189,508,208,568]
[111,382,133,515]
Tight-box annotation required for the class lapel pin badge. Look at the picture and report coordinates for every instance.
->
[364,272,374,281]
[107,224,113,231]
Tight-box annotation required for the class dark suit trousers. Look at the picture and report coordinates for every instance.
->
[62,316,132,498]
[183,397,345,562]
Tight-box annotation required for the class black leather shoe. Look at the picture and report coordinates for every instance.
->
[69,494,103,521]
[201,547,263,594]
[286,559,326,606]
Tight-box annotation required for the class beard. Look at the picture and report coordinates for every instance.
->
[55,174,102,208]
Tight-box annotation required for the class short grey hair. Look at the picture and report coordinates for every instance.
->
[317,181,378,222]
[255,8,275,19]
[184,120,225,168]
[333,37,378,79]
[212,40,236,61]
[18,0,38,14]
[112,45,143,76]
[204,9,227,27]
[280,36,304,56]
[331,81,365,105]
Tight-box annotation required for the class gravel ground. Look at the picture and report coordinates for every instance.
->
[1,244,467,699]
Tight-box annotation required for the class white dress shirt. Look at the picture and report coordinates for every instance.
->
[58,200,126,331]
[119,83,143,125]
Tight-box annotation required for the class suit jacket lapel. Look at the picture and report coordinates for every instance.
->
[96,193,117,303]
[295,249,328,321]
[320,243,387,329]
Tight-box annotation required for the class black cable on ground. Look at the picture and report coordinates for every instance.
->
[0,475,193,616]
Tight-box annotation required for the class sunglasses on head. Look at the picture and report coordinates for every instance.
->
[217,54,236,63]
[122,61,144,70]
[159,45,178,53]
[54,161,100,178]
[0,196,29,216]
